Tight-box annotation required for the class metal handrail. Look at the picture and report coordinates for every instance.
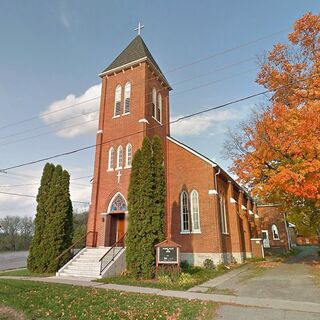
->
[99,233,126,274]
[56,231,96,261]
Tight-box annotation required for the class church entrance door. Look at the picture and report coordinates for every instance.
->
[117,214,125,244]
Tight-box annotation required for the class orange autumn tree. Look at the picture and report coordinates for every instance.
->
[225,12,320,235]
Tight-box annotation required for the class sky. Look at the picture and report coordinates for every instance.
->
[0,0,319,218]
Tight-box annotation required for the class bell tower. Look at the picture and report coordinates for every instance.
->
[87,35,172,247]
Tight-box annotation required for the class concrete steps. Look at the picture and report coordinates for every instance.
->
[56,247,111,278]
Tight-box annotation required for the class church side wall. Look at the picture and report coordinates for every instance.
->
[258,205,289,254]
[167,139,221,262]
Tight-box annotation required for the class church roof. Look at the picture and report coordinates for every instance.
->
[100,35,170,88]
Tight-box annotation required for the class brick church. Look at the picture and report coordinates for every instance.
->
[85,35,268,266]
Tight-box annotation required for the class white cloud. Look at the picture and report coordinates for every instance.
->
[170,109,241,137]
[41,84,101,138]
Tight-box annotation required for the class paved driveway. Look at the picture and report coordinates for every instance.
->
[0,251,28,271]
[188,246,320,319]
[216,245,320,303]
[215,246,320,319]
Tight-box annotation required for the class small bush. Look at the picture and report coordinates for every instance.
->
[180,260,190,271]
[216,264,228,271]
[203,259,215,269]
[156,265,181,283]
[158,274,172,284]
[178,272,194,285]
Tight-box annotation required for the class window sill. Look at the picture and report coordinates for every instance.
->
[222,232,229,236]
[115,167,122,170]
[273,238,280,241]
[180,231,190,234]
[112,115,121,119]
[107,168,114,172]
[122,112,130,116]
[152,116,162,125]
[191,230,201,234]
[124,165,132,169]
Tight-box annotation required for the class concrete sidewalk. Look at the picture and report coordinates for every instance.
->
[1,275,320,315]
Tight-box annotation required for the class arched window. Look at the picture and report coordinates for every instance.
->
[124,82,131,114]
[180,191,189,232]
[219,194,228,234]
[152,88,157,119]
[126,143,132,167]
[114,85,122,117]
[157,93,162,123]
[116,145,123,169]
[191,190,200,232]
[108,147,114,170]
[108,193,127,213]
[272,224,280,240]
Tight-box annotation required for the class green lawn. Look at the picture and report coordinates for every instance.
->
[97,266,228,290]
[0,268,53,277]
[0,279,215,320]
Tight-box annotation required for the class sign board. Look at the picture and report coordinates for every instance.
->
[158,247,178,264]
[155,239,181,267]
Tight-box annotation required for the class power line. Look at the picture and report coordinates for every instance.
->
[0,27,289,131]
[0,171,92,184]
[0,67,256,147]
[0,191,89,204]
[0,117,98,148]
[2,73,317,172]
[0,182,91,188]
[0,58,255,142]
[0,110,99,141]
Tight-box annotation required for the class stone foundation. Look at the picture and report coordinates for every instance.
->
[180,252,247,266]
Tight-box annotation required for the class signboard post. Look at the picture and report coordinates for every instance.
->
[155,239,181,270]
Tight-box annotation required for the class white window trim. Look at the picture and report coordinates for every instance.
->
[112,115,121,119]
[180,191,190,233]
[108,147,115,171]
[122,112,131,116]
[190,190,201,233]
[125,143,132,168]
[272,224,280,240]
[152,116,162,125]
[220,194,228,235]
[114,85,122,117]
[123,82,131,114]
[152,87,157,119]
[157,93,162,124]
[116,145,123,170]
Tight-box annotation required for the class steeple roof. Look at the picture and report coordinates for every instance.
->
[100,35,170,88]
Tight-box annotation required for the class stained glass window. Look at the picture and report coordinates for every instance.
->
[110,193,127,212]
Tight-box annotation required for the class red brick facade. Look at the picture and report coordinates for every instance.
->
[258,205,290,254]
[86,36,264,265]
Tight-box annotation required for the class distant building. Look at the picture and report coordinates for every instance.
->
[258,204,293,254]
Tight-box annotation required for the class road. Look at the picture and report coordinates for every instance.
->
[0,251,28,271]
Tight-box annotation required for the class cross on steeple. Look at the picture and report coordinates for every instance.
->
[134,21,144,35]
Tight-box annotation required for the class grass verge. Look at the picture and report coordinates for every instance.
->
[0,268,53,277]
[96,266,229,291]
[0,279,215,320]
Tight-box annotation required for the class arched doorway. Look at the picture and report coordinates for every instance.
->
[105,192,127,246]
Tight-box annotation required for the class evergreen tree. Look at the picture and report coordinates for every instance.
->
[41,165,73,272]
[151,136,166,244]
[28,163,73,273]
[126,136,166,279]
[27,163,55,272]
[126,149,143,278]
